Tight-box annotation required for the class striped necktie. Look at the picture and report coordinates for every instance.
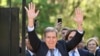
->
[50,49,54,56]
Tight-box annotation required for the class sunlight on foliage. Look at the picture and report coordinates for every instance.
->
[0,0,100,43]
[0,0,7,7]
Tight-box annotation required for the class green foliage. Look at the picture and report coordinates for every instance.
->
[0,0,100,43]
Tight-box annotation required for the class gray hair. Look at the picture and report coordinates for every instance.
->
[44,27,58,37]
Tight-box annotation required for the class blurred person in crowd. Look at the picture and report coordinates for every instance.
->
[25,2,84,56]
[77,38,85,49]
[25,34,35,56]
[55,18,70,39]
[92,36,100,49]
[86,38,100,56]
[60,27,70,39]
[65,30,94,56]
[61,27,70,39]
[55,18,62,32]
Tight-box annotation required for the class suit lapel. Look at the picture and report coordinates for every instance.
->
[78,49,83,56]
[56,42,66,56]
[42,42,49,56]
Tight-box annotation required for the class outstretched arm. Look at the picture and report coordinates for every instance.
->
[25,2,39,28]
[25,2,40,52]
[66,8,84,51]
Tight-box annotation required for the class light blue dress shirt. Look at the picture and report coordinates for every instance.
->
[68,48,80,56]
[46,48,62,56]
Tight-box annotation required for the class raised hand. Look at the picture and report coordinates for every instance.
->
[74,8,83,25]
[74,8,83,31]
[25,2,39,27]
[55,22,62,31]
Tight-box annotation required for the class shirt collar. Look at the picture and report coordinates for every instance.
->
[27,49,34,56]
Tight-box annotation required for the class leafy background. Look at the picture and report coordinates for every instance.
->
[0,0,100,44]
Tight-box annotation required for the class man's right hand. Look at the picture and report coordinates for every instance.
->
[25,2,39,27]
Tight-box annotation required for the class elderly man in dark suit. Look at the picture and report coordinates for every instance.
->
[25,2,85,56]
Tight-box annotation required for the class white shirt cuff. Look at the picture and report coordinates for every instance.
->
[77,30,83,34]
[28,26,34,32]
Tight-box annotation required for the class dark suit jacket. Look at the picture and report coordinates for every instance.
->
[95,49,100,56]
[78,49,94,56]
[83,47,100,56]
[28,30,84,56]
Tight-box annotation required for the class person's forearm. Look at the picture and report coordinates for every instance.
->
[77,23,83,32]
[28,19,34,27]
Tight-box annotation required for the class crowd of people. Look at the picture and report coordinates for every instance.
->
[23,2,100,56]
